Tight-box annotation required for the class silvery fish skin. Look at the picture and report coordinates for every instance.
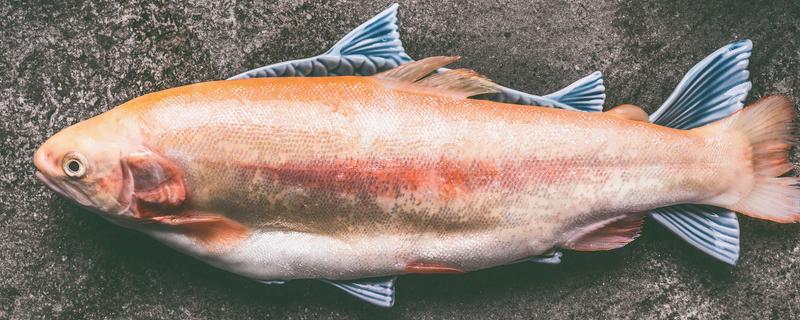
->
[33,63,799,282]
[133,76,704,280]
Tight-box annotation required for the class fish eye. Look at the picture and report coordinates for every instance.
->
[62,152,87,178]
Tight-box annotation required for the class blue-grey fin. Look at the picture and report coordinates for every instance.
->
[442,69,605,112]
[647,40,752,265]
[650,205,739,265]
[648,39,752,128]
[323,3,408,61]
[528,250,563,264]
[257,280,286,285]
[228,4,411,80]
[226,4,605,112]
[321,276,397,308]
[541,71,605,112]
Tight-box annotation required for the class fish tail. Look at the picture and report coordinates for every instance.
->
[708,95,800,223]
[648,40,753,265]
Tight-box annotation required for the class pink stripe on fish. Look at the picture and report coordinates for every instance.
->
[227,156,596,199]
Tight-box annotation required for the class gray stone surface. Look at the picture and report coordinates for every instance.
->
[2,0,800,318]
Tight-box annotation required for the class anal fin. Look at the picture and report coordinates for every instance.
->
[650,205,739,265]
[322,276,397,308]
[563,215,644,251]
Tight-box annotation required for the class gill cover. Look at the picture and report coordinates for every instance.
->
[122,151,185,208]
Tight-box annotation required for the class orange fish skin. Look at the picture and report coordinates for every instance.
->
[35,75,752,280]
[34,71,768,280]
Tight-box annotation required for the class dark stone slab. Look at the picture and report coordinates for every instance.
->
[2,0,799,318]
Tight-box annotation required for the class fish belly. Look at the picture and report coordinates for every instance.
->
[134,77,740,279]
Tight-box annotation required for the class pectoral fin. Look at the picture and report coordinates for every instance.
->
[146,214,249,250]
[528,250,563,264]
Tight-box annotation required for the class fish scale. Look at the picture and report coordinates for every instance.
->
[128,75,735,253]
[33,49,798,308]
[32,5,798,308]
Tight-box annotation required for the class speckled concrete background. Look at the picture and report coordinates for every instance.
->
[2,0,800,319]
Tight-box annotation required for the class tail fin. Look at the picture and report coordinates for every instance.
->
[720,96,799,223]
[729,96,796,177]
[648,39,753,265]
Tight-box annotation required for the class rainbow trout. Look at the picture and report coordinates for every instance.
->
[32,6,797,307]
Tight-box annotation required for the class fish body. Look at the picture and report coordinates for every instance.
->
[31,6,800,307]
[112,75,743,280]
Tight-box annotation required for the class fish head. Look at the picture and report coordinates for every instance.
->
[34,114,138,219]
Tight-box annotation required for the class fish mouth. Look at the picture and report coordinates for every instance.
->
[35,170,94,208]
[36,171,69,199]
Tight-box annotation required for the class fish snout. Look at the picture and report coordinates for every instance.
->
[33,147,70,199]
[33,147,46,173]
[33,146,56,176]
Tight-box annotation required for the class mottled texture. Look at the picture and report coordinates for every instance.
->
[2,0,800,319]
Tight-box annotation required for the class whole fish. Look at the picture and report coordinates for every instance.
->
[33,7,799,307]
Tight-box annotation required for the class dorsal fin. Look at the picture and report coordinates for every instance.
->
[324,3,407,59]
[606,104,649,122]
[375,56,499,99]
[375,56,460,82]
[416,69,498,98]
[226,4,606,110]
[228,4,411,80]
